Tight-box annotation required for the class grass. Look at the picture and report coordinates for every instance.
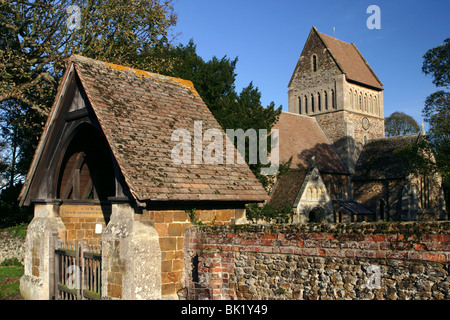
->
[0,259,24,300]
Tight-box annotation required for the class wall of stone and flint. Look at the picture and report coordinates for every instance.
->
[184,221,450,300]
[0,229,25,264]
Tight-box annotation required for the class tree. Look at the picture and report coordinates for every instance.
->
[1,0,177,116]
[422,38,450,207]
[0,0,178,226]
[0,0,177,182]
[385,111,420,137]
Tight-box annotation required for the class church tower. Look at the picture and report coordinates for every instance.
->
[288,27,384,173]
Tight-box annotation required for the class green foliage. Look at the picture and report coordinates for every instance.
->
[0,258,22,268]
[393,137,438,177]
[422,38,450,205]
[185,208,217,226]
[246,201,293,224]
[0,184,32,228]
[186,208,204,225]
[385,111,420,137]
[422,38,450,88]
[5,223,28,239]
[0,265,24,300]
[0,0,177,223]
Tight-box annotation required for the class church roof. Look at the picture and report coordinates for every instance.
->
[315,27,383,90]
[332,200,374,215]
[272,111,349,174]
[20,55,269,204]
[353,134,421,180]
[268,169,308,210]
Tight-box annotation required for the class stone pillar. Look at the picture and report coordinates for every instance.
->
[20,203,65,300]
[102,203,161,300]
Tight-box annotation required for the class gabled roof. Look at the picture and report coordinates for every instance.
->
[268,169,308,210]
[354,134,421,180]
[315,27,383,90]
[272,111,349,174]
[20,55,268,204]
[289,27,383,90]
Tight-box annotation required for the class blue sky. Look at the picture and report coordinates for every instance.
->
[172,0,449,127]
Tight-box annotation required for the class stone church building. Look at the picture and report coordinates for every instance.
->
[269,27,446,223]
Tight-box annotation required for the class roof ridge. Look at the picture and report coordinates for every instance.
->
[370,133,420,142]
[69,54,199,95]
[280,109,314,119]
[314,28,346,75]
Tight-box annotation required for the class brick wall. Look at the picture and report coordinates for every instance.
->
[59,204,110,245]
[137,207,244,298]
[184,222,450,300]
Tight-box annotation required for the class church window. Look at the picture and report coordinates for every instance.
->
[359,93,362,110]
[318,92,321,111]
[364,94,367,112]
[378,199,385,220]
[312,55,317,72]
[331,89,336,109]
[298,96,302,114]
[311,94,315,113]
[350,89,353,109]
[306,187,312,199]
[420,175,431,209]
[305,95,308,113]
[374,97,378,115]
[325,91,328,110]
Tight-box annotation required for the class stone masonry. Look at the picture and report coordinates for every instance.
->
[184,222,450,300]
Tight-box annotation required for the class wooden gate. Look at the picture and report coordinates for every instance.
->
[52,235,102,300]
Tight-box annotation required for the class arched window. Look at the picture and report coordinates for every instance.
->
[306,187,312,199]
[349,89,353,109]
[313,187,318,199]
[312,55,317,72]
[369,95,373,114]
[331,89,336,109]
[57,124,115,201]
[374,96,378,115]
[318,92,321,111]
[324,91,328,110]
[305,95,308,114]
[364,94,367,112]
[378,198,385,221]
[298,96,302,114]
[359,93,362,110]
[311,94,315,113]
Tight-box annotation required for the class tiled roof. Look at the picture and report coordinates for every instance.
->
[272,111,349,174]
[268,169,307,210]
[354,134,420,180]
[316,28,383,90]
[69,55,268,202]
[332,200,374,215]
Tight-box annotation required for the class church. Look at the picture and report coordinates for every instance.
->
[268,27,447,223]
